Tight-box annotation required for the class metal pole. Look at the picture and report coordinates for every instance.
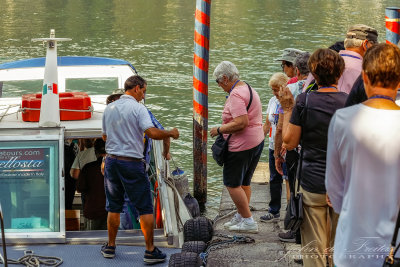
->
[193,0,211,205]
[0,203,8,267]
[385,7,400,45]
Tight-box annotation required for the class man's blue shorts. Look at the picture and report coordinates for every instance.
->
[104,157,153,215]
[223,141,264,188]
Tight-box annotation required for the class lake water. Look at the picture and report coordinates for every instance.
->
[0,0,398,218]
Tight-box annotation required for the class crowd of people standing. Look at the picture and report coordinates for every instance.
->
[211,24,400,267]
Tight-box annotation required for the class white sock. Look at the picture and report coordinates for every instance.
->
[234,213,242,220]
[243,216,254,224]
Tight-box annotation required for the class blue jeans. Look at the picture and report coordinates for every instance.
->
[269,148,283,215]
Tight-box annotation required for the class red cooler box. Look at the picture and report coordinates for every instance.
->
[22,92,92,122]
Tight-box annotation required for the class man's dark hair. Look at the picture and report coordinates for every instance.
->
[94,138,106,156]
[124,75,147,91]
[106,94,123,105]
[328,41,345,52]
[308,48,345,87]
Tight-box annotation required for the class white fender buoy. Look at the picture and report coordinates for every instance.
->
[32,29,71,127]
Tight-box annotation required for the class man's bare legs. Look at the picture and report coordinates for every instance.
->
[107,212,155,252]
[107,212,120,247]
[140,214,155,252]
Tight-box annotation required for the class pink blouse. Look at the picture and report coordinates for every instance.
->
[222,84,264,152]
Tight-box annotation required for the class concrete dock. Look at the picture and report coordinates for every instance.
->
[207,162,301,266]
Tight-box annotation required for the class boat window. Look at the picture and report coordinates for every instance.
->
[65,78,118,95]
[0,140,60,233]
[1,80,43,97]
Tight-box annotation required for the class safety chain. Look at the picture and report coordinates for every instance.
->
[199,233,255,265]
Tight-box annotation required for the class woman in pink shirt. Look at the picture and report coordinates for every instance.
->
[210,61,264,233]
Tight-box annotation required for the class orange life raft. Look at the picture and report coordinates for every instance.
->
[21,92,92,122]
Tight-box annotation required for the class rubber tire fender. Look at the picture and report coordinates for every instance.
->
[181,241,207,254]
[168,252,202,267]
[183,216,213,243]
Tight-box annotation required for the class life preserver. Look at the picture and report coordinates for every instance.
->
[21,92,92,122]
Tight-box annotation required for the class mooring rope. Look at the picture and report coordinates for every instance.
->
[164,176,184,231]
[4,251,63,267]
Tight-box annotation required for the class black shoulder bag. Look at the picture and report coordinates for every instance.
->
[383,207,400,266]
[211,82,253,166]
[284,92,309,231]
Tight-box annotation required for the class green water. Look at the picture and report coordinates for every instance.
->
[0,0,398,217]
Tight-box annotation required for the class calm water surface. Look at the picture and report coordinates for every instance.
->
[0,0,398,217]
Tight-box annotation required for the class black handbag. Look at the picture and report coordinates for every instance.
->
[211,134,232,166]
[383,207,400,267]
[283,92,310,232]
[283,153,304,232]
[211,82,253,166]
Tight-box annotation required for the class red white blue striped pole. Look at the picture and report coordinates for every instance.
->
[193,0,211,205]
[385,7,400,45]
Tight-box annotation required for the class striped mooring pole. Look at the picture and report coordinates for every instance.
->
[193,0,211,205]
[385,7,400,45]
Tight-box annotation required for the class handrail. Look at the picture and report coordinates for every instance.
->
[0,203,8,267]
[152,140,174,244]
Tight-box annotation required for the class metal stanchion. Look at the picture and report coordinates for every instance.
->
[0,203,8,267]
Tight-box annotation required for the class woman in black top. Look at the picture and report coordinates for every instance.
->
[282,49,347,267]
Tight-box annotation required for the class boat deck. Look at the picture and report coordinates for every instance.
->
[3,244,180,267]
[207,162,302,266]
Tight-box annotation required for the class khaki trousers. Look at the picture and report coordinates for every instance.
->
[300,186,339,267]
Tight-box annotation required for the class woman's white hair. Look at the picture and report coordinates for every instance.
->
[213,61,240,82]
[269,72,289,88]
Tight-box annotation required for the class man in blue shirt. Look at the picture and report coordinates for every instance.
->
[101,75,179,264]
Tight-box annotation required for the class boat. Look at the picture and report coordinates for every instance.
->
[0,30,191,249]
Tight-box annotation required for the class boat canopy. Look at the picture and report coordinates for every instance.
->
[0,56,137,92]
[0,56,137,70]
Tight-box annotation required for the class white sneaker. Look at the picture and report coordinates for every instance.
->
[228,220,258,233]
[223,216,242,229]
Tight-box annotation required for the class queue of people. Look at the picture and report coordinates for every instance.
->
[60,23,400,267]
[210,24,400,267]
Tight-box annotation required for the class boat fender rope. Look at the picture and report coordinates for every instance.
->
[5,250,63,267]
[19,106,94,113]
[164,176,184,231]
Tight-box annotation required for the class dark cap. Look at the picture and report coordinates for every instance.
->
[346,24,378,43]
[275,48,305,63]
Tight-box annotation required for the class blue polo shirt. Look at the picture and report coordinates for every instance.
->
[102,95,154,158]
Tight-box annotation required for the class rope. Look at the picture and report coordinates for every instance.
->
[3,251,63,267]
[19,106,94,113]
[163,176,184,232]
[199,234,255,265]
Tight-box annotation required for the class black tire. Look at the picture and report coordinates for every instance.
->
[183,217,213,243]
[181,241,207,254]
[168,252,202,267]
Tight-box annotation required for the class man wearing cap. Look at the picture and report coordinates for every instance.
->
[338,24,378,94]
[275,48,305,84]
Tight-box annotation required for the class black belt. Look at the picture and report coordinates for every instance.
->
[108,154,143,162]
